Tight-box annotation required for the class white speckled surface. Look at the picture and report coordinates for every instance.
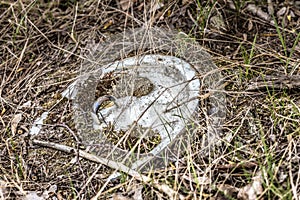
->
[96,54,200,155]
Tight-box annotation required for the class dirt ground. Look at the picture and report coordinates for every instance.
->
[1,0,300,199]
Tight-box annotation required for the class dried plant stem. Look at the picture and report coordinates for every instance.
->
[32,139,185,200]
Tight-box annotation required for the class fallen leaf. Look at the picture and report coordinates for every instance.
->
[110,193,132,200]
[21,191,45,200]
[0,180,9,199]
[118,0,137,10]
[11,113,22,135]
[18,185,57,200]
[20,100,32,108]
[131,185,143,200]
[217,184,239,197]
[237,171,263,200]
[149,2,164,13]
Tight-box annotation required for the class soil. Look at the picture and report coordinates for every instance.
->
[1,0,300,199]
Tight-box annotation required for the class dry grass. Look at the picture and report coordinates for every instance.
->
[0,0,299,199]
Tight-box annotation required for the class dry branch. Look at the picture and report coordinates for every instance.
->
[32,139,185,200]
[247,75,300,91]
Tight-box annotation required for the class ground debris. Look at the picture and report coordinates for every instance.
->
[247,75,300,91]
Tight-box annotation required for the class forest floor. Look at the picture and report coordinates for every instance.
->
[0,0,300,199]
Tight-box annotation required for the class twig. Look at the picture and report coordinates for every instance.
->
[32,139,185,200]
[246,75,300,91]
